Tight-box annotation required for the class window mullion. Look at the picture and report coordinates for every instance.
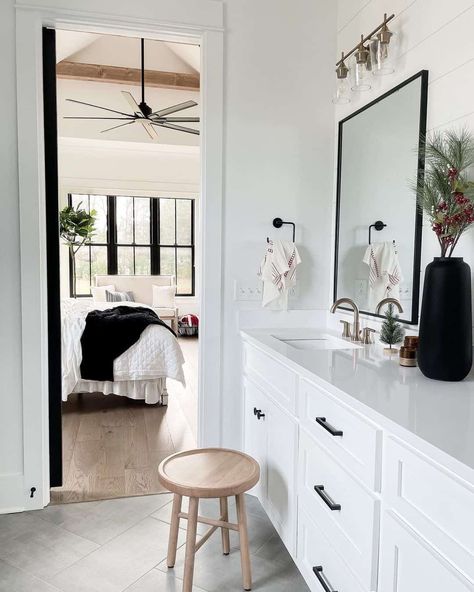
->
[152,198,160,275]
[108,195,117,274]
[174,199,178,288]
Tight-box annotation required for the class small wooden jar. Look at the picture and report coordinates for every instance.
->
[404,335,419,349]
[399,346,417,367]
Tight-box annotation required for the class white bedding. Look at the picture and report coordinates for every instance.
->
[61,299,185,403]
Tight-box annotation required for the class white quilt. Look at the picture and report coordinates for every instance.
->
[61,299,185,401]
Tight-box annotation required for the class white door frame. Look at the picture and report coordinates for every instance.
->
[15,0,224,511]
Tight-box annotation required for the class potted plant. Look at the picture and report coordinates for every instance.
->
[415,129,474,380]
[59,202,96,298]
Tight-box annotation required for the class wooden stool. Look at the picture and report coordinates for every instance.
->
[158,448,260,592]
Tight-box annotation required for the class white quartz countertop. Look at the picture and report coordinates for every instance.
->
[241,328,474,474]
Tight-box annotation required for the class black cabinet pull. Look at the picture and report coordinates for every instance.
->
[313,566,338,592]
[314,485,341,511]
[315,417,343,437]
[253,407,265,420]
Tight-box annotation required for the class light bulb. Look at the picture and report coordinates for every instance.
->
[351,53,371,91]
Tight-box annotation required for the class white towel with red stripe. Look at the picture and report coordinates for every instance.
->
[258,240,301,309]
[363,241,403,309]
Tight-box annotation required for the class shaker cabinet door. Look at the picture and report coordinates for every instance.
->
[243,378,267,502]
[379,512,474,592]
[265,397,298,554]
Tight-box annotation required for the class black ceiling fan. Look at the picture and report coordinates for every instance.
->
[64,38,200,139]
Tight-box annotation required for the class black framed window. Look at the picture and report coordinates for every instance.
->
[116,196,152,275]
[68,193,195,297]
[70,194,108,297]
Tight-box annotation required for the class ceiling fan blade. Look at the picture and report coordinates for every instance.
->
[66,98,133,118]
[151,121,200,135]
[64,116,136,120]
[140,119,159,140]
[101,120,136,133]
[151,100,198,118]
[156,117,200,123]
[121,91,143,117]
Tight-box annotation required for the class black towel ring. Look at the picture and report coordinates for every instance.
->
[368,220,386,244]
[267,217,296,242]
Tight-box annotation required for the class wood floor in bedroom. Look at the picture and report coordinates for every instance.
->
[51,337,198,504]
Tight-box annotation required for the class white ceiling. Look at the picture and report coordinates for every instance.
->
[55,31,100,63]
[56,31,200,146]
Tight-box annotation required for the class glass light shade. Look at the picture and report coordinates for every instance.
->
[369,31,398,76]
[350,55,371,91]
[332,76,351,104]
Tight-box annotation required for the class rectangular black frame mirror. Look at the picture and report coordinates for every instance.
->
[334,70,428,325]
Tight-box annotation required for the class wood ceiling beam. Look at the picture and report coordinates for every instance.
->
[56,61,200,91]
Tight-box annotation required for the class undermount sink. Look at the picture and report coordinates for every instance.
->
[273,334,362,351]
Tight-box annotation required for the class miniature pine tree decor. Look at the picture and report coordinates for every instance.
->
[380,303,404,354]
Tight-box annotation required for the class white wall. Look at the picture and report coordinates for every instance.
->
[220,0,337,448]
[335,0,474,327]
[58,138,200,314]
[0,0,24,508]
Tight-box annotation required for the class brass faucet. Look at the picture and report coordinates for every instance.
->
[330,298,361,341]
[375,298,403,315]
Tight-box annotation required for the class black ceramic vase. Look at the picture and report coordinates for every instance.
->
[418,257,472,381]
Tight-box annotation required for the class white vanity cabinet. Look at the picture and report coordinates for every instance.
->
[242,345,298,554]
[241,335,474,592]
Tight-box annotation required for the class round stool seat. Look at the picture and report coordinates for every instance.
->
[158,448,260,498]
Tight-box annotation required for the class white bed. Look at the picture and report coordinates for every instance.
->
[61,299,185,405]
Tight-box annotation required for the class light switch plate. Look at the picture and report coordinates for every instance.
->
[233,280,298,301]
[234,280,263,301]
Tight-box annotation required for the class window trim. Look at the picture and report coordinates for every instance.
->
[68,193,196,297]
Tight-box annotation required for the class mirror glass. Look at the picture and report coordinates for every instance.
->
[334,71,428,324]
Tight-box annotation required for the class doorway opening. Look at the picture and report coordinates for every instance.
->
[46,28,201,503]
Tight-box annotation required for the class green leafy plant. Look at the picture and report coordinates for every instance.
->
[59,202,96,298]
[415,128,474,257]
[380,303,404,350]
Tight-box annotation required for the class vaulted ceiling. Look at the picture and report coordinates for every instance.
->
[56,31,200,146]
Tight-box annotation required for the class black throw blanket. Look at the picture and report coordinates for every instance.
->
[80,306,176,382]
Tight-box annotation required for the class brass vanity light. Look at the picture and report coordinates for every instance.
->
[354,36,370,65]
[335,54,349,79]
[335,13,396,94]
[351,35,372,91]
[371,13,397,76]
[333,52,351,105]
[377,14,394,45]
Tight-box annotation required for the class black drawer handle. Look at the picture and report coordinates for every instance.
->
[313,566,338,592]
[314,485,341,511]
[253,407,265,420]
[316,417,343,437]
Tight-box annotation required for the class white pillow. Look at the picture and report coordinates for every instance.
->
[91,284,115,302]
[152,285,176,308]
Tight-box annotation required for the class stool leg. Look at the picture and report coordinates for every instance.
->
[220,497,230,555]
[236,494,252,591]
[167,493,182,568]
[183,496,199,592]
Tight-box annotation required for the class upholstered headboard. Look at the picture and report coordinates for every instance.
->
[94,275,175,306]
